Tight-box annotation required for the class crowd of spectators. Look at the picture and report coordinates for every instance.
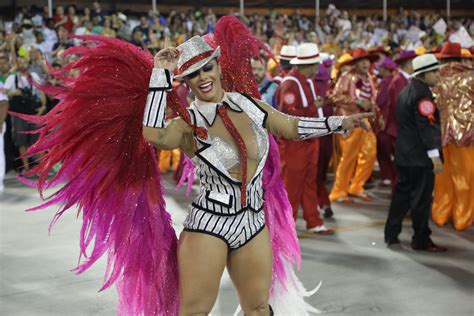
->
[1,2,221,66]
[1,2,473,66]
[0,2,473,176]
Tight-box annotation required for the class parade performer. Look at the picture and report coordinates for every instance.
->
[368,46,391,80]
[275,43,335,234]
[251,55,279,107]
[384,54,447,252]
[377,50,417,188]
[314,66,335,218]
[272,45,296,84]
[375,57,398,187]
[386,51,417,141]
[329,48,378,203]
[432,43,474,231]
[14,17,371,315]
[272,45,296,177]
[313,63,332,99]
[331,53,353,80]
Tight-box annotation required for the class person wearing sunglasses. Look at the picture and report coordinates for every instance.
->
[143,35,373,315]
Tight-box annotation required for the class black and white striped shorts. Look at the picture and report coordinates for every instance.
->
[183,207,266,250]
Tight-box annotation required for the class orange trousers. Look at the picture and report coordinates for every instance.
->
[329,128,377,201]
[158,149,181,173]
[432,145,474,231]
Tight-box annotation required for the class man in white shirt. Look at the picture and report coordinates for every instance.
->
[41,19,59,55]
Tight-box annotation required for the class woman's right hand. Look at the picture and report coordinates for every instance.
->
[341,112,374,131]
[154,47,180,71]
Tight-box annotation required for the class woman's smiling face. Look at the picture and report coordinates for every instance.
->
[184,59,224,103]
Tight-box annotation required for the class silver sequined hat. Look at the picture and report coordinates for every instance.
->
[175,36,220,80]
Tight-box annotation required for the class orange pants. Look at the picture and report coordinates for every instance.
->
[329,128,377,201]
[432,145,474,231]
[281,139,324,229]
[158,149,181,173]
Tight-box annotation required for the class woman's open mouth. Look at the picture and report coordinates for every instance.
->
[199,81,213,93]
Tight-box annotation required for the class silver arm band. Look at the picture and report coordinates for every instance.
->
[143,68,173,128]
[298,116,346,140]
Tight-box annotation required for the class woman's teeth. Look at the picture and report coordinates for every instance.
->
[199,82,213,93]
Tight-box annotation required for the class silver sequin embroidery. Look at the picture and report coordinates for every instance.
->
[210,119,267,171]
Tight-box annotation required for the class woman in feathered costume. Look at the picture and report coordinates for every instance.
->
[17,16,371,315]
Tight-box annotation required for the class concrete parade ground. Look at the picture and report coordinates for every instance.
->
[1,171,473,316]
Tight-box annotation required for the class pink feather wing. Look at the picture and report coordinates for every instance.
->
[13,36,179,315]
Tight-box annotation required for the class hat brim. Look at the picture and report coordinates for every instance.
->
[350,54,379,63]
[278,56,295,61]
[394,55,417,64]
[335,60,353,70]
[369,49,391,56]
[411,64,440,77]
[290,56,321,65]
[175,47,221,80]
[378,64,398,71]
[435,53,464,59]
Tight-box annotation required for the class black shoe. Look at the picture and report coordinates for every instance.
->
[323,207,334,219]
[386,238,400,246]
[412,241,447,252]
[245,305,273,316]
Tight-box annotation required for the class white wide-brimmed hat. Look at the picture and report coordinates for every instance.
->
[117,12,127,22]
[290,43,321,65]
[279,45,297,61]
[411,54,440,77]
[175,36,220,80]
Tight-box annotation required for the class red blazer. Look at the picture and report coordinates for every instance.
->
[274,69,318,118]
[386,72,409,138]
[375,74,394,130]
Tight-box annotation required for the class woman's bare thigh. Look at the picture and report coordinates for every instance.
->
[226,227,273,313]
[178,231,228,315]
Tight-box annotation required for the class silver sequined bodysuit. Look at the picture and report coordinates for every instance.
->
[182,92,270,249]
[143,69,346,250]
[210,122,267,171]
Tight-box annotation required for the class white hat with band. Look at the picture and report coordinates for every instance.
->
[290,43,321,65]
[279,45,297,61]
[411,54,440,77]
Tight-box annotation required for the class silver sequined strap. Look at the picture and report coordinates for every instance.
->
[143,68,173,128]
[298,116,346,140]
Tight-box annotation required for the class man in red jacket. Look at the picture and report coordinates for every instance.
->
[375,56,398,187]
[275,43,334,235]
[382,50,417,187]
[314,65,335,218]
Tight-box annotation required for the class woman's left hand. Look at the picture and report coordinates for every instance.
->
[341,112,374,131]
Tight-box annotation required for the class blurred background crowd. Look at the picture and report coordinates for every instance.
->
[0,1,473,231]
[1,2,473,66]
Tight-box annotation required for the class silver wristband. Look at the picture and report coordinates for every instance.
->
[143,68,173,128]
[297,116,346,140]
